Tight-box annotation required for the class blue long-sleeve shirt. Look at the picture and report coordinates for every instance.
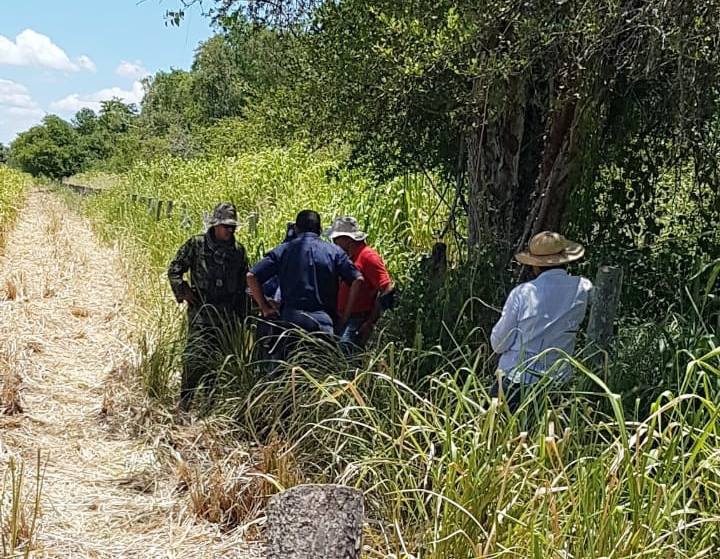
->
[251,232,361,318]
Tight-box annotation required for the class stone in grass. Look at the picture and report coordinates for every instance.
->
[266,484,363,559]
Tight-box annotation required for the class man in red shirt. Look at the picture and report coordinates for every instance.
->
[324,216,394,351]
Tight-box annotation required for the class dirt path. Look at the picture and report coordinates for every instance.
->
[0,189,260,558]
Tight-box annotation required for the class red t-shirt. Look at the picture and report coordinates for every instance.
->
[338,243,392,315]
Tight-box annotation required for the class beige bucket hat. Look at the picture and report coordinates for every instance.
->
[515,231,585,267]
[323,216,367,242]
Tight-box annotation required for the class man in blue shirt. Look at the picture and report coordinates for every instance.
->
[247,210,364,335]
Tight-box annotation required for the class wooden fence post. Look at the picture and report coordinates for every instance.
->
[165,200,174,217]
[180,205,192,229]
[155,200,163,221]
[248,212,258,236]
[266,484,363,559]
[587,265,623,365]
[424,242,447,289]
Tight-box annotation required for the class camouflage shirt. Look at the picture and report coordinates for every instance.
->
[168,231,249,323]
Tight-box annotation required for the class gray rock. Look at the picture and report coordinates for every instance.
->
[266,484,363,559]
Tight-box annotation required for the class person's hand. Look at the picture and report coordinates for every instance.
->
[261,303,279,319]
[182,284,196,306]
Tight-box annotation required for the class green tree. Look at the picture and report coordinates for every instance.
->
[141,70,197,135]
[140,70,198,157]
[0,142,8,164]
[191,35,247,123]
[72,108,98,136]
[9,115,82,179]
[97,99,138,135]
[71,100,140,168]
[195,0,720,266]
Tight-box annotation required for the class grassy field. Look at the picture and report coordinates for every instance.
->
[82,147,446,278]
[0,166,31,251]
[76,149,720,558]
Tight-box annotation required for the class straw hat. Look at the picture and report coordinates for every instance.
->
[515,231,585,267]
[323,216,367,242]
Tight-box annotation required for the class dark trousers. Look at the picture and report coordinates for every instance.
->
[338,313,369,355]
[180,316,240,411]
[489,374,562,414]
[267,308,335,361]
[489,376,524,412]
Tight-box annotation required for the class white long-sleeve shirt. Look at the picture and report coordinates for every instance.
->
[490,269,592,384]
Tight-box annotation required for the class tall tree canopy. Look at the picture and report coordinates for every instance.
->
[8,100,140,177]
[9,116,82,179]
[180,0,720,265]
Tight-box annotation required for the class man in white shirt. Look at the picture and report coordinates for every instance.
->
[490,231,593,410]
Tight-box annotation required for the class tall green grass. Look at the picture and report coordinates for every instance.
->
[84,146,446,280]
[181,322,720,558]
[78,147,720,557]
[0,452,45,558]
[0,166,31,251]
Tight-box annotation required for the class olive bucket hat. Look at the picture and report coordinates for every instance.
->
[207,202,239,228]
[515,231,585,267]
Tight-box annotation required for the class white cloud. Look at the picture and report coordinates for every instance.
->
[0,79,36,109]
[0,79,44,144]
[50,81,145,114]
[76,55,96,72]
[0,29,95,72]
[4,106,44,118]
[0,107,44,144]
[115,60,148,80]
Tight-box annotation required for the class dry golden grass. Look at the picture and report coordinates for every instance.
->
[176,435,303,537]
[3,273,25,302]
[70,305,90,318]
[0,347,24,415]
[0,453,44,557]
[0,190,263,558]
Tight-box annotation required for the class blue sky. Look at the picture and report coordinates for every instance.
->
[0,1,214,144]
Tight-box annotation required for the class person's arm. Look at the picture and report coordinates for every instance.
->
[338,277,363,328]
[168,238,195,305]
[490,287,521,353]
[247,249,281,318]
[235,243,250,315]
[357,282,395,342]
[247,272,278,318]
[335,250,364,330]
[238,244,249,290]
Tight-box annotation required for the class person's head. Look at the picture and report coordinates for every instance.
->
[332,235,358,254]
[209,202,238,242]
[323,216,367,255]
[515,231,584,274]
[294,210,322,235]
[213,223,236,242]
[283,221,296,243]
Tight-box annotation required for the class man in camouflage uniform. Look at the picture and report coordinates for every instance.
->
[168,202,249,412]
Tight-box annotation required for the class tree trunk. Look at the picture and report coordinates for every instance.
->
[519,100,579,249]
[466,76,527,263]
